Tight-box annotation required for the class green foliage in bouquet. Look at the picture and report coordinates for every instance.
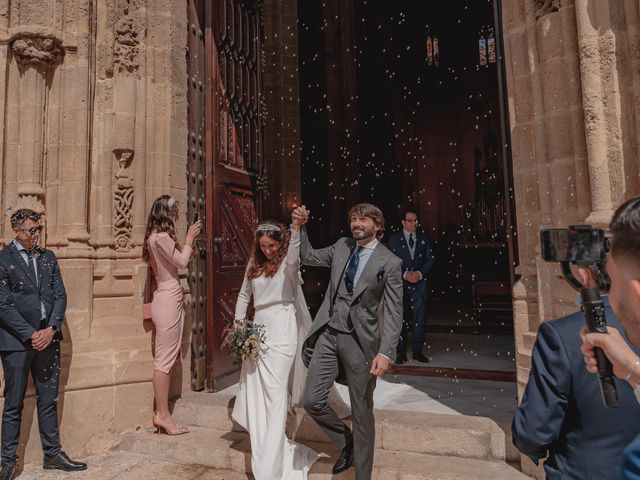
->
[224,318,267,365]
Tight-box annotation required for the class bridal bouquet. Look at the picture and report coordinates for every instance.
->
[224,318,267,365]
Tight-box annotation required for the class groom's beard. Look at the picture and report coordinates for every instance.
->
[352,226,376,242]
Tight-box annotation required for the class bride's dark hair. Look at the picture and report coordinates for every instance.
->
[247,220,290,280]
[143,195,180,262]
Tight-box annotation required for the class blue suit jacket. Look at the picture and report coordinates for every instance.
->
[622,434,640,479]
[0,243,66,351]
[387,230,433,297]
[512,297,640,479]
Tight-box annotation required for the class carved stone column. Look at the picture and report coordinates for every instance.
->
[111,6,141,253]
[575,0,622,224]
[9,28,64,214]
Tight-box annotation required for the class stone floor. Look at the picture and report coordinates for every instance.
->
[417,332,516,372]
[221,373,518,421]
[14,451,243,480]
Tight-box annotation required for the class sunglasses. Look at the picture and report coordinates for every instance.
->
[18,225,43,235]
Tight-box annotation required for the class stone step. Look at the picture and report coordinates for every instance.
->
[172,392,506,461]
[114,427,528,479]
[17,450,251,480]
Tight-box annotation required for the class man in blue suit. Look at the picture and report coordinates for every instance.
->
[513,263,640,479]
[0,209,86,480]
[387,210,433,364]
[579,197,640,479]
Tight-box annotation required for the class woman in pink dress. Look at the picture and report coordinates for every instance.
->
[143,195,201,435]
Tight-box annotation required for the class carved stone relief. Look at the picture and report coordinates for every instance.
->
[10,32,64,67]
[114,14,140,76]
[535,0,560,19]
[113,149,135,251]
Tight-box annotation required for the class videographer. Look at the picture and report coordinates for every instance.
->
[512,262,640,479]
[581,197,640,478]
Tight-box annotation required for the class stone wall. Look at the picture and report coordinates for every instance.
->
[0,0,190,463]
[502,0,640,476]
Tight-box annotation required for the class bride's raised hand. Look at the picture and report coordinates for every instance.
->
[292,204,309,230]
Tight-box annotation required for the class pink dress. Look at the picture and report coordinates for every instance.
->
[148,232,192,374]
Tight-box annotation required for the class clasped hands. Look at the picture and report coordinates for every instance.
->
[405,271,421,283]
[31,327,54,351]
[291,205,310,230]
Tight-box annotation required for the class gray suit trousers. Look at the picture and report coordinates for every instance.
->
[303,327,376,480]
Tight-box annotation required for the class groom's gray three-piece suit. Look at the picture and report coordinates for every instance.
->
[300,226,403,480]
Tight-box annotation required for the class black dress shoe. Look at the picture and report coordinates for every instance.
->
[43,451,87,471]
[413,353,430,363]
[0,464,15,480]
[332,443,354,475]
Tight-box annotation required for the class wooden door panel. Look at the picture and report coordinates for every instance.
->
[207,0,264,391]
[186,0,207,391]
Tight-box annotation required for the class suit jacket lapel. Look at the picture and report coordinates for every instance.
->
[352,243,384,300]
[8,244,37,287]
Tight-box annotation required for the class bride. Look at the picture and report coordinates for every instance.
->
[231,216,319,479]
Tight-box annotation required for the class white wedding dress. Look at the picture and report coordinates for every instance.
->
[232,228,320,480]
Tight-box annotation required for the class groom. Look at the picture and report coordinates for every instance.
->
[293,203,403,480]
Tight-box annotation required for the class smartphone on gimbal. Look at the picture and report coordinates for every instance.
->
[541,227,607,264]
[540,225,618,408]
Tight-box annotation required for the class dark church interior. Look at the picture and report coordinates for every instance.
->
[297,0,516,377]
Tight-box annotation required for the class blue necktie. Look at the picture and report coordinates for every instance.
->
[409,234,415,249]
[344,247,363,294]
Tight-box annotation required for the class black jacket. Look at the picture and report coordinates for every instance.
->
[0,243,65,351]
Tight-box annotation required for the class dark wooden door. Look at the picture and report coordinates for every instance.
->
[205,0,265,391]
[186,0,208,391]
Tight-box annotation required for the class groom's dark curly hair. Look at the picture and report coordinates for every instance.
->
[248,219,291,280]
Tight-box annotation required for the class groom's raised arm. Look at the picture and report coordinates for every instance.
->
[299,226,334,268]
[379,256,403,362]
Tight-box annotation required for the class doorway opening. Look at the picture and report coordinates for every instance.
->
[297,0,517,380]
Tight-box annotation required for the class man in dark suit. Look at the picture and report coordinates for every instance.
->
[0,209,86,479]
[294,203,403,480]
[513,263,640,479]
[387,210,433,363]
